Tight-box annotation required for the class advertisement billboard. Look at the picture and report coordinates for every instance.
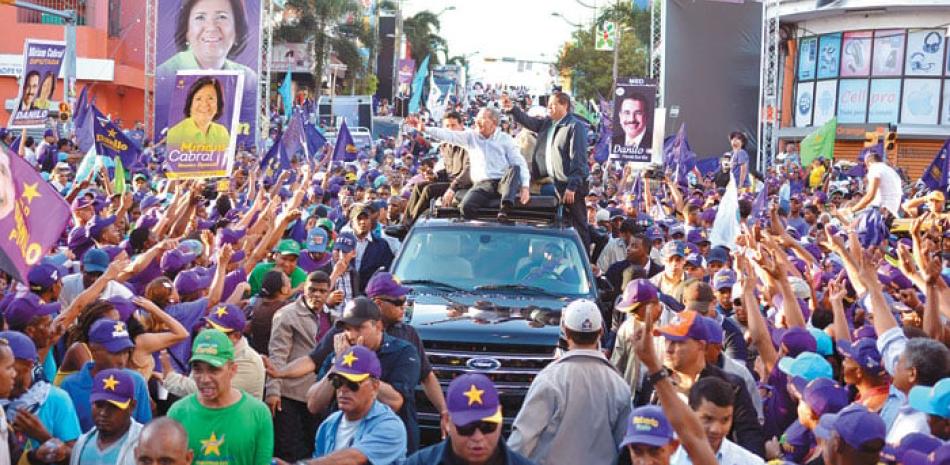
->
[396,59,415,97]
[154,0,260,147]
[163,71,244,179]
[610,77,656,164]
[272,43,312,72]
[817,33,842,79]
[6,40,66,129]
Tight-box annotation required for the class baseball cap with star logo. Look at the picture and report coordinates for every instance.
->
[88,318,135,353]
[446,373,502,427]
[90,368,135,409]
[331,345,381,383]
[206,304,247,333]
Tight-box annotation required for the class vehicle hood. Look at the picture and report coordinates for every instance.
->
[406,293,568,347]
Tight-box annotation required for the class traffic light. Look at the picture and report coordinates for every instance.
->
[884,131,897,158]
[864,131,878,148]
[58,102,70,121]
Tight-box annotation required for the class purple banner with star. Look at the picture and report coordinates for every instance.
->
[164,70,244,180]
[0,146,70,283]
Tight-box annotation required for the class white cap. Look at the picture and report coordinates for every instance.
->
[562,299,603,333]
[788,277,811,300]
[595,209,610,222]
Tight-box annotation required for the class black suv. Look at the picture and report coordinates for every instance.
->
[388,205,601,442]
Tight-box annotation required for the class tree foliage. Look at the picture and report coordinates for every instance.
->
[556,3,651,101]
[403,11,447,71]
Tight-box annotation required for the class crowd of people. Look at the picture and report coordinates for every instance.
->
[0,80,946,465]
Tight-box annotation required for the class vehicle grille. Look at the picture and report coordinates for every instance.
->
[416,340,556,440]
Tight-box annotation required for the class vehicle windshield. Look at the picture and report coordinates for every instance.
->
[392,228,591,296]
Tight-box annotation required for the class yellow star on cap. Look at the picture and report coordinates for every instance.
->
[113,322,125,333]
[102,375,119,391]
[463,384,485,406]
[215,306,228,318]
[200,432,224,456]
[341,351,358,367]
[21,182,40,204]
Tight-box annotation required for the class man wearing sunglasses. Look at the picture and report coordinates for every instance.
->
[270,298,421,452]
[403,373,535,465]
[299,346,407,465]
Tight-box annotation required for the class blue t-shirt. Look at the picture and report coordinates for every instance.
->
[314,400,406,464]
[33,385,82,448]
[729,149,749,186]
[164,297,210,373]
[76,429,127,465]
[60,362,152,432]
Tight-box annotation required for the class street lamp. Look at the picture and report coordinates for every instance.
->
[551,12,581,29]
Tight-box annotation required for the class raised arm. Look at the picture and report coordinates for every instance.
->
[506,103,547,133]
[130,296,188,354]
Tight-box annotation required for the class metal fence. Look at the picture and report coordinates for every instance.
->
[16,0,88,25]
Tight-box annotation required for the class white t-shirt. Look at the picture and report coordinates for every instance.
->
[333,417,361,451]
[867,162,902,216]
[671,437,765,465]
[58,273,134,309]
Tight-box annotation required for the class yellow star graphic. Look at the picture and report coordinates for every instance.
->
[21,183,40,204]
[463,384,485,406]
[102,374,119,391]
[113,322,125,333]
[200,432,224,456]
[214,306,228,318]
[107,128,117,138]
[341,351,358,367]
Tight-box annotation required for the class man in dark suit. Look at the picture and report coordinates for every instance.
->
[503,92,591,249]
[612,94,653,152]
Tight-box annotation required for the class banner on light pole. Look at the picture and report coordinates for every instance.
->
[596,22,616,51]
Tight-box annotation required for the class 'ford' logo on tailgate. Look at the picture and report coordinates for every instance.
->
[466,357,502,371]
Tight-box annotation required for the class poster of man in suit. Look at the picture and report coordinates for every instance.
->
[611,78,656,164]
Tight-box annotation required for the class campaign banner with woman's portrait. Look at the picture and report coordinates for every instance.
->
[6,40,66,129]
[610,77,656,165]
[164,70,244,179]
[155,0,260,147]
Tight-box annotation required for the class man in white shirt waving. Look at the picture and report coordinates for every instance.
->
[409,107,530,220]
[842,149,903,219]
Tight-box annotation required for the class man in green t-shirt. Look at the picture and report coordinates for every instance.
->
[167,329,274,465]
[248,239,307,296]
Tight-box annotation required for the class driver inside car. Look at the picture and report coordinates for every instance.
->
[517,243,580,285]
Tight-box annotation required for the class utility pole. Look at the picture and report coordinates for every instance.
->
[3,0,77,108]
[610,0,620,93]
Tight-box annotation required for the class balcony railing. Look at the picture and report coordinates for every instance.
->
[16,0,88,26]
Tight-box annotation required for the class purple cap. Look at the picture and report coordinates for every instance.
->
[366,272,410,299]
[174,269,211,295]
[661,240,687,259]
[685,253,705,268]
[446,373,502,427]
[707,247,730,265]
[106,296,137,321]
[880,264,913,290]
[900,442,950,465]
[134,214,158,231]
[802,243,823,261]
[88,215,117,239]
[69,195,92,211]
[881,432,943,463]
[27,263,62,293]
[206,304,247,333]
[88,318,135,353]
[686,229,710,245]
[161,249,197,274]
[43,129,54,137]
[816,404,886,452]
[700,209,717,224]
[781,327,817,357]
[712,269,737,291]
[0,331,38,361]
[616,279,658,311]
[228,250,246,264]
[90,368,136,410]
[332,345,382,382]
[655,311,708,342]
[698,316,724,345]
[836,338,884,375]
[802,378,849,416]
[780,421,814,464]
[619,405,675,449]
[217,228,246,246]
[335,232,357,254]
[6,294,59,330]
[139,195,162,211]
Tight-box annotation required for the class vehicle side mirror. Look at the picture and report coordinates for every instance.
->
[385,224,409,241]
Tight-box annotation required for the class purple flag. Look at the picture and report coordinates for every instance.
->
[333,120,358,162]
[919,139,950,191]
[281,111,307,164]
[666,124,696,187]
[0,146,71,283]
[749,183,767,220]
[89,106,144,170]
[304,122,327,159]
